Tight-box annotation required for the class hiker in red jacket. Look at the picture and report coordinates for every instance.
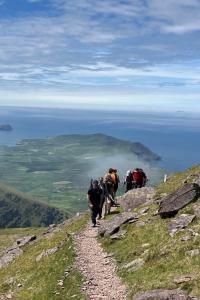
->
[132,168,144,188]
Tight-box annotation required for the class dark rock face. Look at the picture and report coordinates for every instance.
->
[118,187,155,212]
[168,214,195,236]
[158,184,200,218]
[132,289,197,300]
[98,212,138,237]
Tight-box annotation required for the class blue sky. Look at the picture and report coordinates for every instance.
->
[0,0,200,111]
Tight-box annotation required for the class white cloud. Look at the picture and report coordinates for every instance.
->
[0,0,200,109]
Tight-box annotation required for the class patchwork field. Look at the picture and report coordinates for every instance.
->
[0,133,164,214]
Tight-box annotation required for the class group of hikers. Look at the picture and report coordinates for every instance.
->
[87,167,147,227]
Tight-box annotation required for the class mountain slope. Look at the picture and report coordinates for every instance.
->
[100,165,200,298]
[0,166,200,299]
[0,214,88,299]
[0,182,67,228]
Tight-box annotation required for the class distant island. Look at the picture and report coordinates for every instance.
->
[0,124,13,131]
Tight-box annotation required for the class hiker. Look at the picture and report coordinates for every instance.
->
[139,168,148,187]
[132,168,143,188]
[112,168,120,197]
[98,177,106,219]
[132,168,147,188]
[124,170,132,192]
[87,179,102,227]
[103,168,115,214]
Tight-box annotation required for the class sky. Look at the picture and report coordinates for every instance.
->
[0,0,200,111]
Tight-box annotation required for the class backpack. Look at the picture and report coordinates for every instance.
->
[132,170,143,182]
[111,173,117,184]
[104,174,113,186]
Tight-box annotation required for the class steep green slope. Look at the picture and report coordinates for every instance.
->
[0,182,67,228]
[0,214,89,300]
[0,133,164,213]
[155,164,200,199]
[101,165,200,298]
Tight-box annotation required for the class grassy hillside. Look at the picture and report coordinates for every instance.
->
[0,182,67,228]
[155,164,200,199]
[0,214,89,300]
[100,165,200,298]
[0,133,164,213]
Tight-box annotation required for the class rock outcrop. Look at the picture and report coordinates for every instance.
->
[0,235,37,269]
[132,289,197,300]
[98,212,138,237]
[118,187,155,212]
[158,183,200,218]
[168,214,195,236]
[122,258,145,272]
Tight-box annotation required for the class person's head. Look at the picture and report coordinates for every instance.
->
[92,180,98,189]
[108,168,113,173]
[113,168,117,173]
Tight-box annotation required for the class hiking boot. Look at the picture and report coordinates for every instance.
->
[92,224,96,227]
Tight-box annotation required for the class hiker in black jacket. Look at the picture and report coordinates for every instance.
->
[98,177,106,219]
[124,170,133,192]
[87,180,102,227]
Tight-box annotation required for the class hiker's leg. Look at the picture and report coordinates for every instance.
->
[107,196,112,214]
[98,206,102,219]
[98,198,104,219]
[104,197,108,216]
[91,208,97,225]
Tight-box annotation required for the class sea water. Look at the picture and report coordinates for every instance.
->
[0,106,199,172]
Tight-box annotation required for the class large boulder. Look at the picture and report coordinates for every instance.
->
[158,183,200,218]
[98,212,138,237]
[132,289,197,300]
[118,187,155,212]
[168,214,195,236]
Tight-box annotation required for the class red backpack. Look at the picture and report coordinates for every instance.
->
[132,170,143,182]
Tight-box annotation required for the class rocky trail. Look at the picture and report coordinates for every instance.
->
[75,221,128,300]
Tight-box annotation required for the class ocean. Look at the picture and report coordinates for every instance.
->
[0,106,199,173]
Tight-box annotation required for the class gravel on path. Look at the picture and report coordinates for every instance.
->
[75,223,128,300]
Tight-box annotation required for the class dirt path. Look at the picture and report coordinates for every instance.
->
[75,223,128,300]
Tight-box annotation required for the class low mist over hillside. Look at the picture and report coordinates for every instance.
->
[0,133,164,214]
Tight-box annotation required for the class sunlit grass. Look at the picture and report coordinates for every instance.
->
[0,214,89,300]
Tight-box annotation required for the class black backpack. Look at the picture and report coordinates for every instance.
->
[104,174,113,187]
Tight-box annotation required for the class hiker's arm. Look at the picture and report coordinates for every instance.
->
[87,193,93,207]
